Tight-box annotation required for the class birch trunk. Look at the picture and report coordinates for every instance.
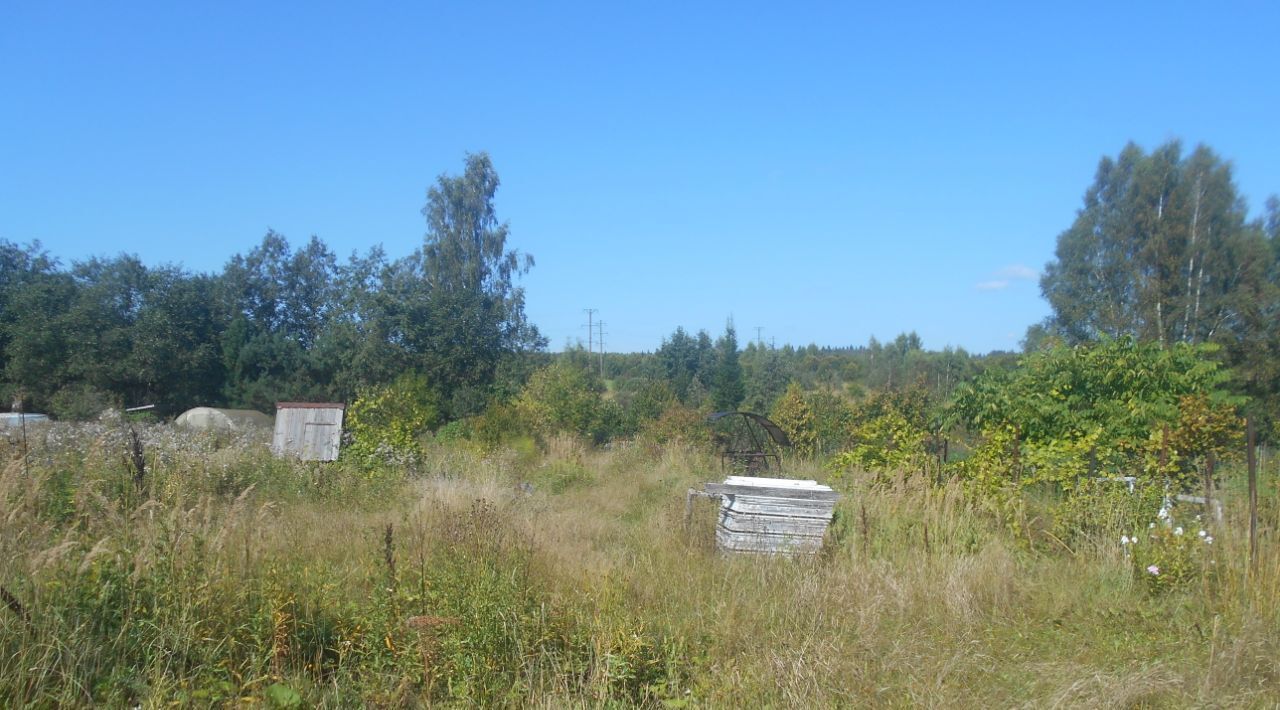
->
[1182,174,1204,343]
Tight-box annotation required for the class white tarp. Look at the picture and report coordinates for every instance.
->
[174,407,273,434]
[0,413,50,429]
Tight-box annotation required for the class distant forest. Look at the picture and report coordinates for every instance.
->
[2,143,1279,437]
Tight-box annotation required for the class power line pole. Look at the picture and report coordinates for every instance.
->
[582,308,598,354]
[754,326,764,348]
[596,321,608,378]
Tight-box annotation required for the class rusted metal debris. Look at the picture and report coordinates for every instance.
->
[707,411,790,474]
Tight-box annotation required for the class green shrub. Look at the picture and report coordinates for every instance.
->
[771,383,853,458]
[1129,510,1217,593]
[432,418,472,444]
[620,379,678,436]
[952,337,1239,489]
[515,361,608,441]
[1051,476,1162,550]
[345,373,441,464]
[637,403,710,449]
[49,384,118,421]
[467,402,525,450]
[828,408,927,474]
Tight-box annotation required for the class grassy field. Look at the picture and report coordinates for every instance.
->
[1,421,1278,707]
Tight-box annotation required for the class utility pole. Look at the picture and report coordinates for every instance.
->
[1248,417,1258,571]
[582,308,598,354]
[754,326,764,348]
[596,321,607,378]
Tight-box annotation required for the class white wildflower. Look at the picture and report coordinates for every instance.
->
[1198,530,1207,538]
[1147,565,1160,575]
[1205,536,1213,545]
[1174,527,1184,536]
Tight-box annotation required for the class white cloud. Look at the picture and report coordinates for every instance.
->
[976,264,1039,291]
[997,264,1039,281]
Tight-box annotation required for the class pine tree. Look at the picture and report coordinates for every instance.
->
[711,319,745,411]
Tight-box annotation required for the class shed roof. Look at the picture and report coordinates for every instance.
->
[275,402,345,409]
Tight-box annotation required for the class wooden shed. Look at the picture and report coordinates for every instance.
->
[703,476,840,556]
[271,402,344,461]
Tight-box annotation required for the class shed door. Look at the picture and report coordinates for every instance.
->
[302,421,338,461]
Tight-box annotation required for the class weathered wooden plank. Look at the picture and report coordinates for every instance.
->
[705,483,841,501]
[716,527,824,553]
[716,529,824,547]
[718,526,824,540]
[724,496,837,518]
[724,476,823,488]
[718,513,832,536]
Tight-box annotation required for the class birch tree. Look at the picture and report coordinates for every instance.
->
[1041,141,1264,349]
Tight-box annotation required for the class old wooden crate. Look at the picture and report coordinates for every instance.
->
[704,476,841,555]
[271,402,345,461]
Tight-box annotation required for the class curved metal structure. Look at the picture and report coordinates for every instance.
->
[707,411,791,474]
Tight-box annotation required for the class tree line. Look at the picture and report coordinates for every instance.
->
[0,153,543,420]
[2,140,1277,447]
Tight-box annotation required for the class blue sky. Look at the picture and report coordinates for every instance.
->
[3,1,1278,354]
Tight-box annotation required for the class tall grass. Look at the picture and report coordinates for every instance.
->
[1,422,1278,706]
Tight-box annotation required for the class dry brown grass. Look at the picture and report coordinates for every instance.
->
[2,426,1279,706]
